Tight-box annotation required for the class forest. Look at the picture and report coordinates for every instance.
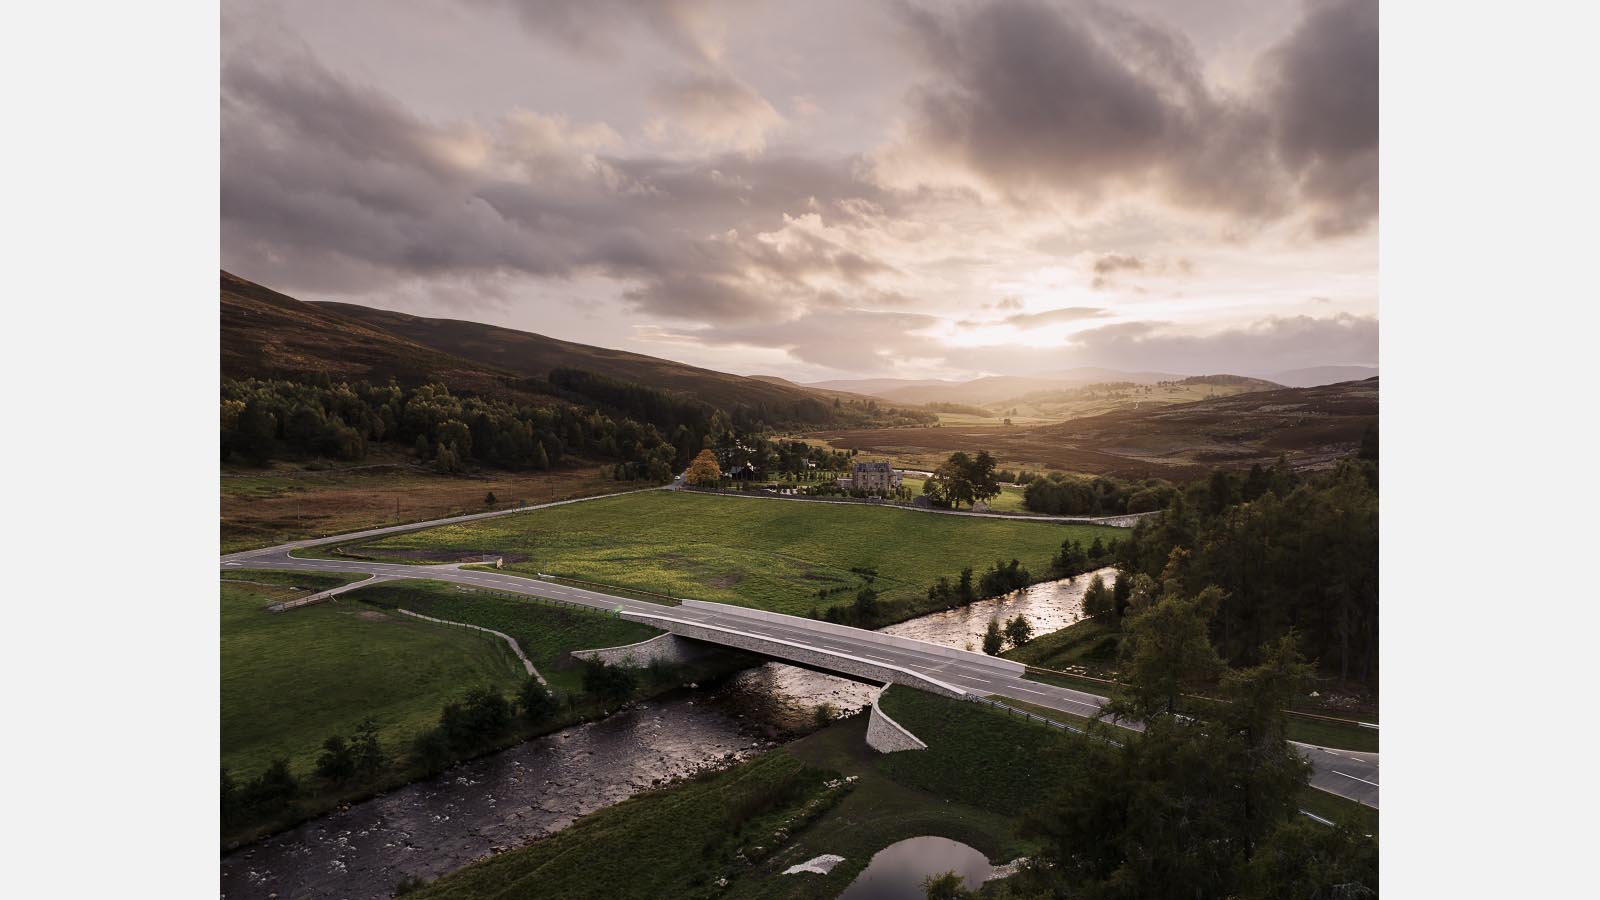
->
[221,376,682,482]
[1107,454,1380,685]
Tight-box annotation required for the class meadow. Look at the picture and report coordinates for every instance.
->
[339,490,1124,619]
[221,574,526,779]
[899,476,1034,514]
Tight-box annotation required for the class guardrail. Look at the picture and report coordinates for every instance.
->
[968,695,1094,738]
[1024,664,1378,731]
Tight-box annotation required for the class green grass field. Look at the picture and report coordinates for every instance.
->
[221,575,526,779]
[340,491,1122,619]
[353,581,663,694]
[726,716,1028,900]
[1004,616,1123,676]
[900,477,1034,514]
[875,687,1087,816]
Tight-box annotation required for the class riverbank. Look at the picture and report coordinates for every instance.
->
[221,572,1111,895]
[221,574,763,848]
[402,683,1096,900]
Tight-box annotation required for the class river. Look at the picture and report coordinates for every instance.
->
[218,569,1114,899]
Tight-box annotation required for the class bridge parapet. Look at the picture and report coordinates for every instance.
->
[623,610,968,700]
[679,600,1025,676]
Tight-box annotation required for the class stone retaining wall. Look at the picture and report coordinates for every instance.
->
[570,632,706,667]
[866,687,928,753]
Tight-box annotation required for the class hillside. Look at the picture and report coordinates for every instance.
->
[221,271,523,397]
[808,378,1378,478]
[316,302,884,417]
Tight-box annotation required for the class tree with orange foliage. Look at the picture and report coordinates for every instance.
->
[685,449,722,487]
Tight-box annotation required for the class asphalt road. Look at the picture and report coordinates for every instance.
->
[222,492,1378,810]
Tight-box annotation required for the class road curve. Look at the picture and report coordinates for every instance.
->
[221,492,1376,809]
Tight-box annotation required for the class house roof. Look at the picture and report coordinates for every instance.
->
[853,461,893,473]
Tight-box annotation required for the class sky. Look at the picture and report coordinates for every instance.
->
[221,0,1377,382]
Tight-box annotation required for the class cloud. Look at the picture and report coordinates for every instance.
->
[650,307,948,374]
[1063,313,1377,374]
[876,0,1376,235]
[1264,0,1379,236]
[483,0,734,63]
[647,69,785,154]
[221,41,897,322]
[1093,254,1145,275]
[1002,306,1109,328]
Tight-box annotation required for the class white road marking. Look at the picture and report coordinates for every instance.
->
[1333,771,1379,787]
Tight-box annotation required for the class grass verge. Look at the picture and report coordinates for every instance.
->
[352,580,664,694]
[1298,787,1379,837]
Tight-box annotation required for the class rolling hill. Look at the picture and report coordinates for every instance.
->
[808,378,1378,478]
[223,271,921,429]
[314,301,886,415]
[221,271,524,397]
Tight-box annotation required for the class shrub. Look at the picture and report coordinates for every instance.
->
[440,686,515,748]
[583,661,639,707]
[315,735,358,782]
[519,676,557,724]
[412,727,454,773]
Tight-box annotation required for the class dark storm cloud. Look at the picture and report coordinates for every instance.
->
[1265,0,1379,236]
[221,46,898,320]
[888,0,1376,233]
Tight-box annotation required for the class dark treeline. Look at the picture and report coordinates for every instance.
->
[222,366,931,479]
[1022,471,1179,515]
[1106,454,1379,684]
[221,376,680,480]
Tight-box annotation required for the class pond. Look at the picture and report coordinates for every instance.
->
[836,836,995,900]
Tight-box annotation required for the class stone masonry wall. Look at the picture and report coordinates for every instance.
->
[569,632,707,667]
[866,687,928,753]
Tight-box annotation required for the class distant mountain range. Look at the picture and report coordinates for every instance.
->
[804,365,1374,406]
[814,377,1379,478]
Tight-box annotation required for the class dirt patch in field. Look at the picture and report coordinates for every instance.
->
[355,610,390,622]
[221,465,627,554]
[704,573,744,589]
